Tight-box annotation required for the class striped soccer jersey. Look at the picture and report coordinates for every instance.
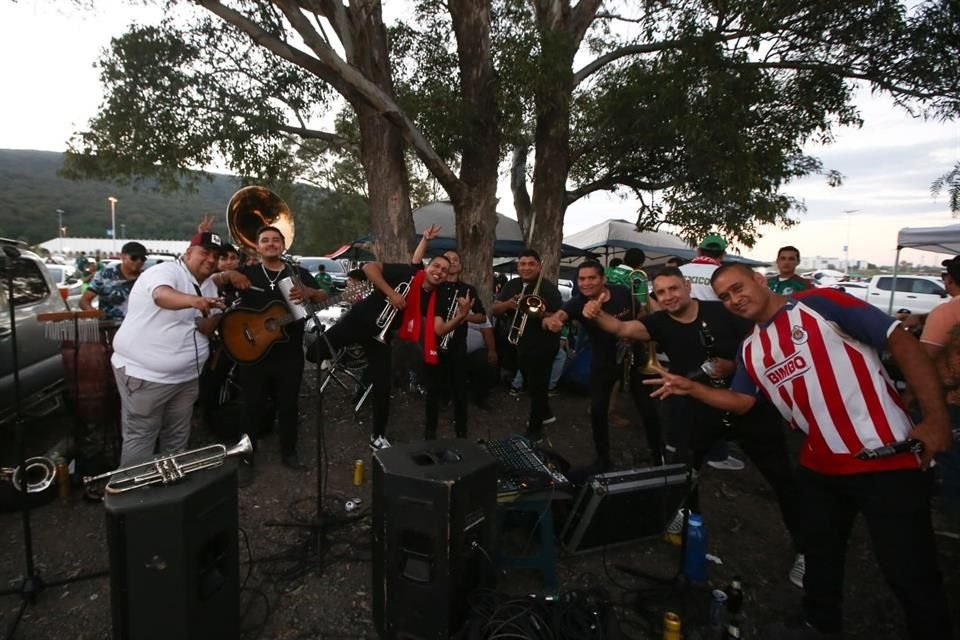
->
[730,289,918,475]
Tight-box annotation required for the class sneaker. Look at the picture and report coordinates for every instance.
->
[369,435,392,451]
[542,414,557,425]
[664,508,687,545]
[706,455,745,471]
[509,387,522,397]
[664,444,677,454]
[789,553,806,589]
[548,387,559,397]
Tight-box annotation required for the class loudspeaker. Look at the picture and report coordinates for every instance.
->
[105,462,239,640]
[373,439,497,640]
[560,464,690,554]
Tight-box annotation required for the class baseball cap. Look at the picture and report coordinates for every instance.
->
[121,241,147,257]
[942,256,960,278]
[189,232,225,254]
[699,234,728,251]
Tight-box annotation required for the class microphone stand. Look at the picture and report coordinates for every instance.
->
[0,246,107,640]
[264,255,335,555]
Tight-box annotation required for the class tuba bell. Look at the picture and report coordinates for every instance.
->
[226,186,296,256]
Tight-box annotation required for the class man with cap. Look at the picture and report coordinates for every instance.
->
[79,241,148,321]
[111,232,249,467]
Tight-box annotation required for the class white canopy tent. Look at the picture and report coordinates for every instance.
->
[887,223,960,313]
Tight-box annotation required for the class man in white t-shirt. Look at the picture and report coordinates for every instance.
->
[680,234,726,301]
[111,232,250,466]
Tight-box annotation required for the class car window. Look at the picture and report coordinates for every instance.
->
[875,277,892,291]
[47,265,66,283]
[0,258,51,306]
[911,279,944,295]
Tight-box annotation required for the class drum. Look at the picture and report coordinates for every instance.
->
[60,320,121,424]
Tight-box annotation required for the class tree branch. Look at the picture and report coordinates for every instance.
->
[567,174,676,205]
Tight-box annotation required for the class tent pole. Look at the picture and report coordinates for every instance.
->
[888,246,902,316]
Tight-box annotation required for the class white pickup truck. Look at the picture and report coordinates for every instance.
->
[859,274,949,315]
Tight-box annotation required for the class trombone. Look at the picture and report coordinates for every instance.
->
[373,280,412,344]
[83,435,253,495]
[1,457,57,494]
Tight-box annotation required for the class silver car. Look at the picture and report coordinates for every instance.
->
[1,240,70,423]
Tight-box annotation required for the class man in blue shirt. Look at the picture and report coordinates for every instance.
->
[79,241,147,321]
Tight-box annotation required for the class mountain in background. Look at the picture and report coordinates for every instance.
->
[0,149,368,255]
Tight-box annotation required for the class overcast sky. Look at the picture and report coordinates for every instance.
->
[3,1,957,267]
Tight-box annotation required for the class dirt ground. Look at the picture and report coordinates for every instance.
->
[1,365,958,639]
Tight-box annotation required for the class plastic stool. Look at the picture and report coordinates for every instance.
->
[494,499,558,591]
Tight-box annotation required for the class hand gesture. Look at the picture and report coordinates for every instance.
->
[197,215,215,234]
[583,299,602,319]
[645,372,692,399]
[542,314,564,333]
[423,224,442,241]
[456,291,473,317]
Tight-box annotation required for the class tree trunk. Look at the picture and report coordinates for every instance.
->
[447,0,499,309]
[347,0,416,262]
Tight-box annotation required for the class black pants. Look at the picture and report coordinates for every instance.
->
[465,348,498,404]
[589,363,619,460]
[629,367,666,465]
[310,323,391,438]
[797,467,951,638]
[518,346,554,437]
[239,353,303,457]
[423,349,468,439]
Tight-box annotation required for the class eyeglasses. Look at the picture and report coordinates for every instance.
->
[129,255,146,262]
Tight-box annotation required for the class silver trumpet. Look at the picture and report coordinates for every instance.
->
[83,434,253,495]
[374,280,412,344]
[1,457,57,494]
[439,290,460,352]
[506,283,531,346]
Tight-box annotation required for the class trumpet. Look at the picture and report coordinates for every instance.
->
[1,457,57,494]
[506,280,547,345]
[83,434,253,495]
[374,280,412,344]
[438,290,460,352]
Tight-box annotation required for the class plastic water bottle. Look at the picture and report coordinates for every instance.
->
[683,513,707,583]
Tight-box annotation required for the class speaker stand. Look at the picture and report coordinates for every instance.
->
[0,247,107,640]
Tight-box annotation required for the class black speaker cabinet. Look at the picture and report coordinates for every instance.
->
[560,464,690,554]
[373,439,497,640]
[105,462,239,640]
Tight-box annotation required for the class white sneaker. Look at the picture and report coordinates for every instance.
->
[542,414,557,425]
[706,455,745,471]
[369,435,392,451]
[664,444,677,454]
[789,553,805,588]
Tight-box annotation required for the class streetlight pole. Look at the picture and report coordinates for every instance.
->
[121,224,126,239]
[843,209,859,274]
[56,209,64,255]
[108,196,118,256]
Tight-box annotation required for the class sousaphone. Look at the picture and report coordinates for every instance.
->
[226,186,296,254]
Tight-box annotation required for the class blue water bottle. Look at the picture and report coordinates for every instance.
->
[683,513,708,582]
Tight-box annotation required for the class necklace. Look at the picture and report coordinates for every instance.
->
[261,263,284,290]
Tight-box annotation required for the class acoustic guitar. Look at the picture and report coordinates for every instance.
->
[219,283,369,364]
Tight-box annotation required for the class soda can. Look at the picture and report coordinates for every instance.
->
[662,611,681,640]
[352,459,364,486]
[709,589,728,628]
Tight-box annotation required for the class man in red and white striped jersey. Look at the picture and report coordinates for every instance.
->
[648,263,952,640]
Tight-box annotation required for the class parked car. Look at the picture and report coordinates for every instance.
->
[296,256,348,290]
[829,281,869,301]
[1,239,69,424]
[864,274,948,315]
[45,263,84,300]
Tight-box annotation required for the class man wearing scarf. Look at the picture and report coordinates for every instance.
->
[306,226,440,450]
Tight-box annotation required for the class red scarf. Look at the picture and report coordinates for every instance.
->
[397,270,439,364]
